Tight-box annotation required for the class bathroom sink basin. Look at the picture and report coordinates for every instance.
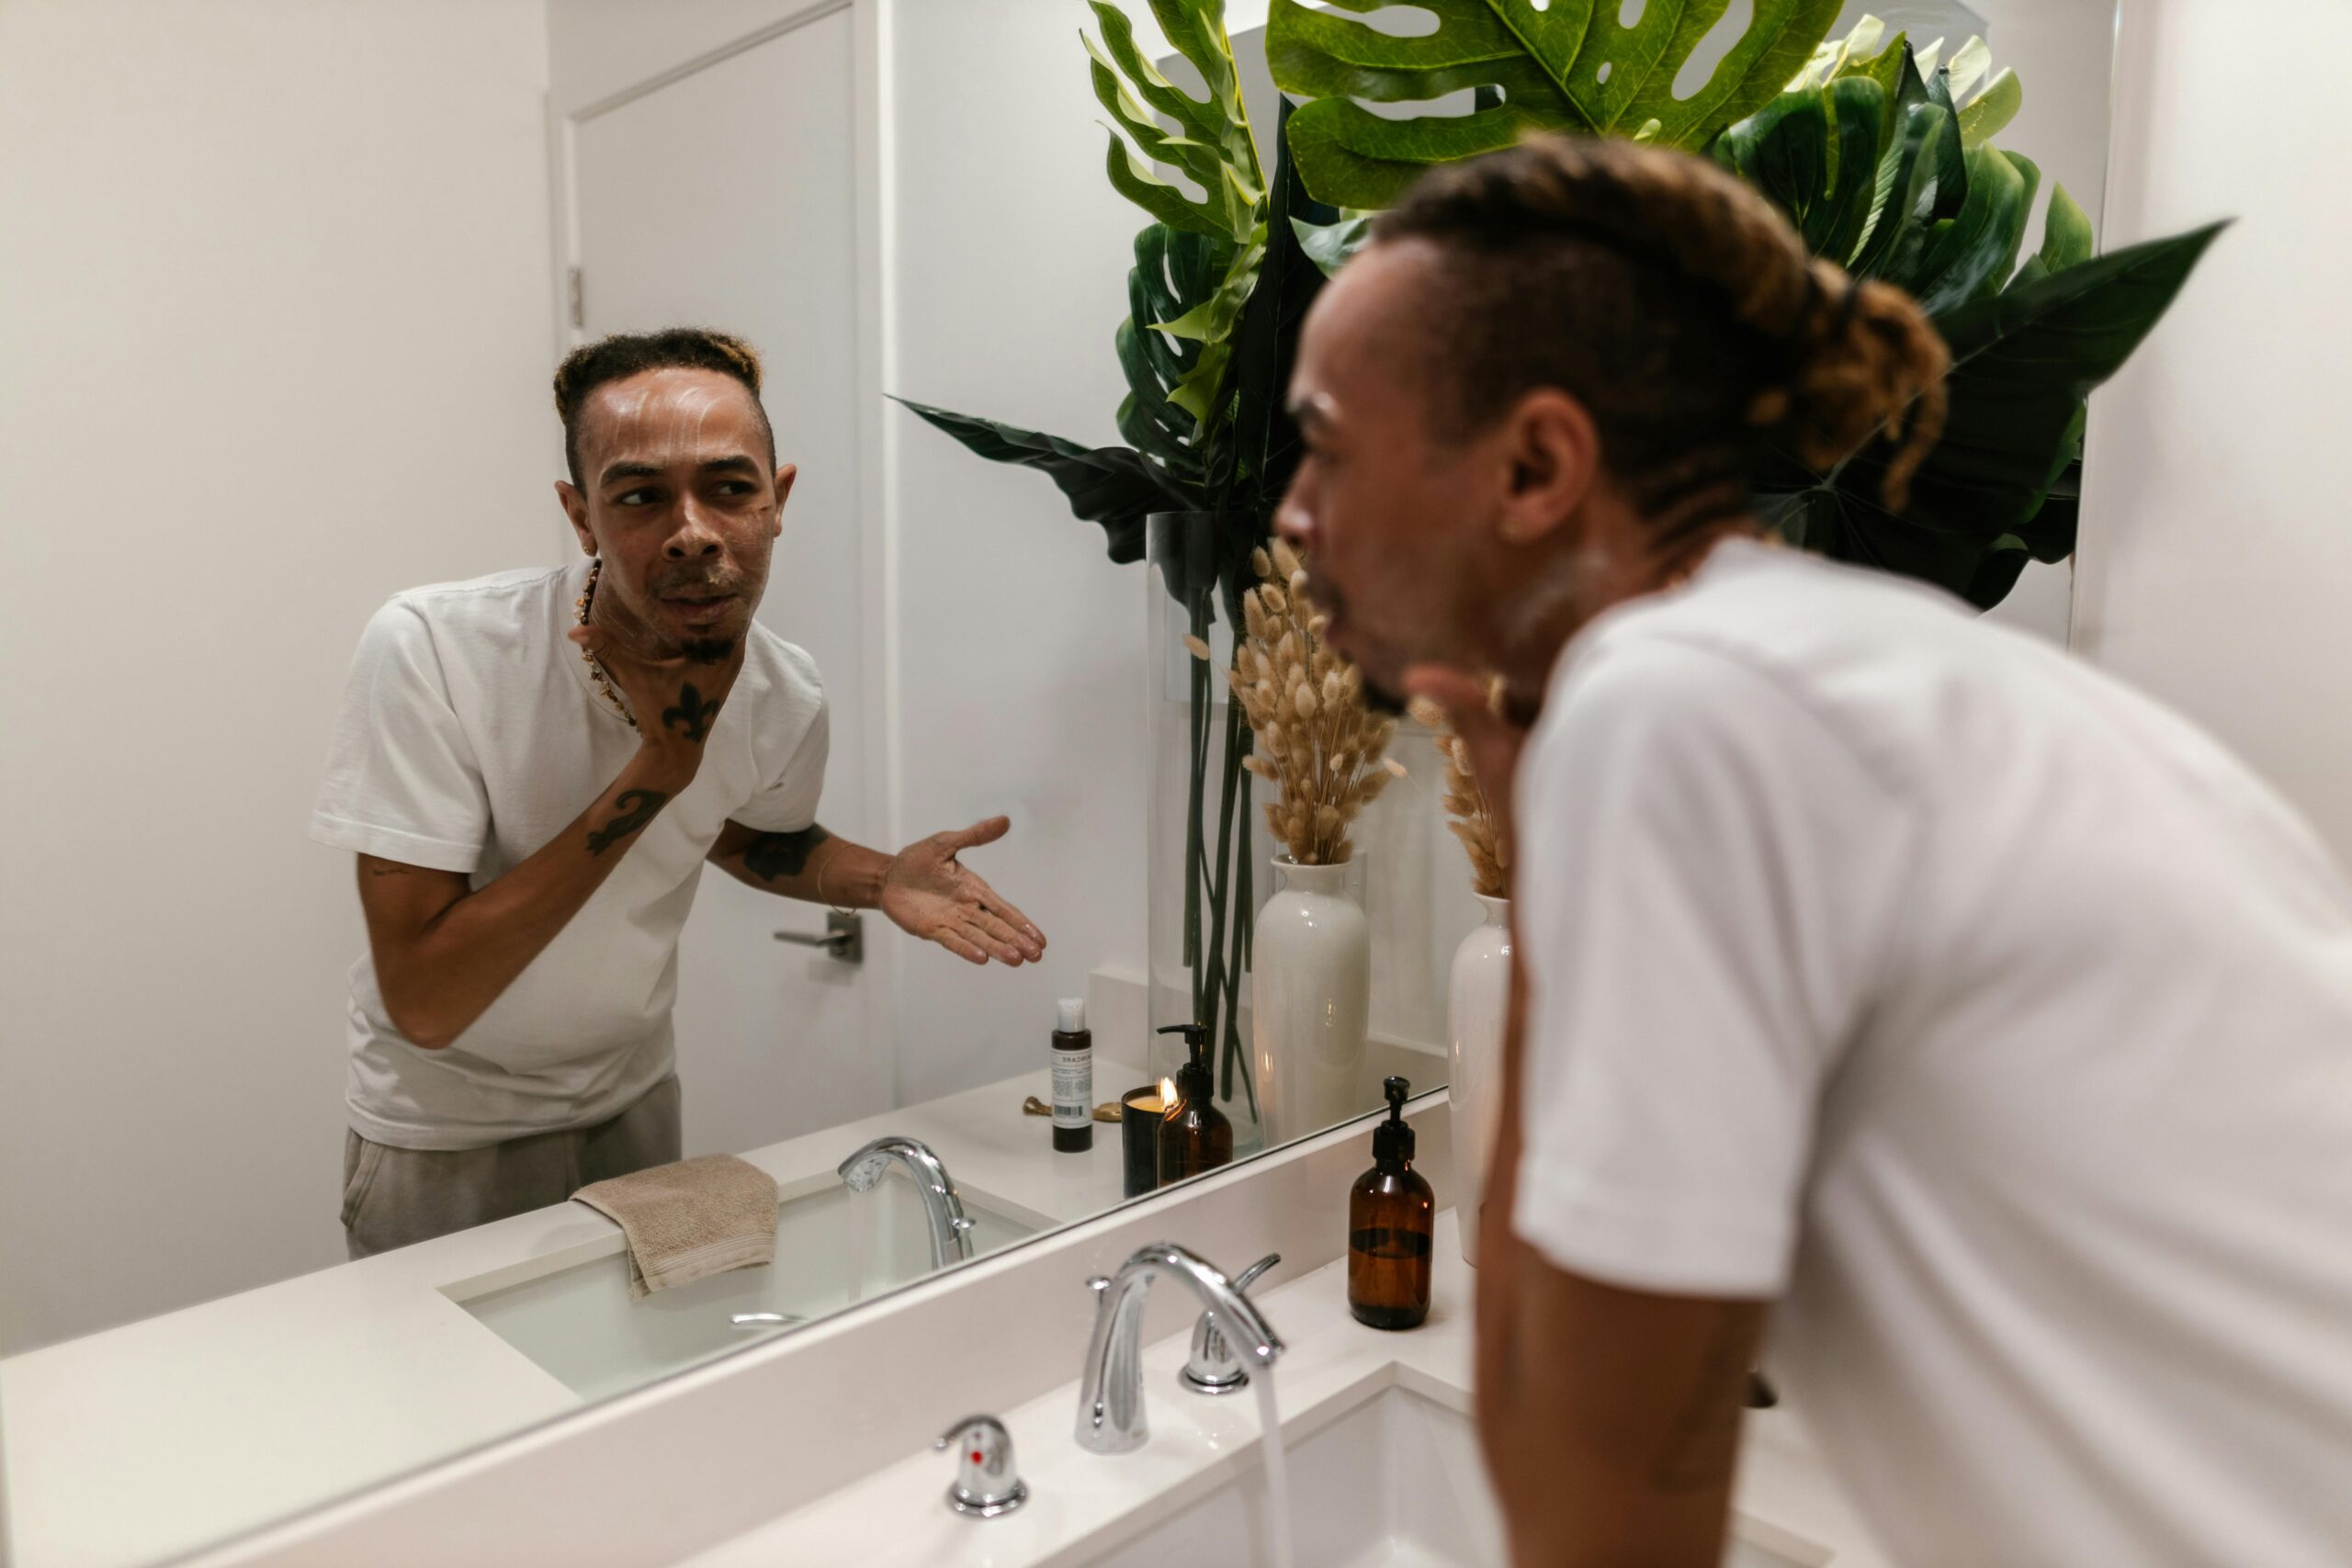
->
[452,1170,1038,1401]
[1087,1382,1825,1568]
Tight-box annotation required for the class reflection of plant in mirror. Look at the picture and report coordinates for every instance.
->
[1269,9,2223,615]
[892,0,1346,1113]
[1263,0,1849,205]
[1218,540,1400,866]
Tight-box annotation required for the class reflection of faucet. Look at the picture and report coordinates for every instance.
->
[836,1135,975,1270]
[1076,1243,1284,1454]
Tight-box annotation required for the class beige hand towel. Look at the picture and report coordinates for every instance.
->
[572,1154,779,1299]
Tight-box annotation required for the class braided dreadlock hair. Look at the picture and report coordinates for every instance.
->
[1373,135,1949,537]
[551,327,775,487]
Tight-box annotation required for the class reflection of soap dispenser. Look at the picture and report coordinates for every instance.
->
[1349,1077,1434,1329]
[1155,1022,1232,1184]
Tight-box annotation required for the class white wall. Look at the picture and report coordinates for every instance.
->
[0,1,558,1355]
[884,0,1155,1102]
[2072,0,2352,855]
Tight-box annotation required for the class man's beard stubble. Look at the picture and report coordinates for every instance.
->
[1302,569,1409,716]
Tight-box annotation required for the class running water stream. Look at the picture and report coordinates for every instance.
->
[1253,1366,1297,1568]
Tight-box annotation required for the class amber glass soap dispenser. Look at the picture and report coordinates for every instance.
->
[1350,1077,1435,1329]
[1155,1022,1232,1184]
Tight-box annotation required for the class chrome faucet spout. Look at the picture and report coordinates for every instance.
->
[836,1135,976,1270]
[1075,1242,1285,1454]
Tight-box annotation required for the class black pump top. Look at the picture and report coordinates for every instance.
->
[1373,1076,1415,1166]
[1158,1022,1213,1100]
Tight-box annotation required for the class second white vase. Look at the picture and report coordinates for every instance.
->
[1448,894,1511,1267]
[1252,856,1372,1147]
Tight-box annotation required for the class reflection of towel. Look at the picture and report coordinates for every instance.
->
[572,1155,778,1299]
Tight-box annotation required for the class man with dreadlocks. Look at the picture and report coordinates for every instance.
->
[1281,138,2352,1565]
[312,328,1046,1258]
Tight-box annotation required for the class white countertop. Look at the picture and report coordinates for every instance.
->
[0,1055,1148,1568]
[683,1209,1893,1568]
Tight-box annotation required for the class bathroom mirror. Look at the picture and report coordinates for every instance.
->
[0,2,2116,1563]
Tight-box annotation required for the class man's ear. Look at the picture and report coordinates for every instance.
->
[772,462,799,533]
[1496,389,1601,546]
[555,479,596,556]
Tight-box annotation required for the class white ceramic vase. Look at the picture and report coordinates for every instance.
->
[1447,895,1511,1267]
[1251,857,1373,1147]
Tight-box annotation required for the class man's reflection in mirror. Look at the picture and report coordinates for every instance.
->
[311,329,1046,1258]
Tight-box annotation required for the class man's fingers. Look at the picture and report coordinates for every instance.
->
[968,878,1046,956]
[970,907,1039,964]
[934,929,990,966]
[972,923,1028,966]
[944,815,1012,852]
[1402,665,1500,737]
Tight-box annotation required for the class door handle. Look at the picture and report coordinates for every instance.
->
[774,909,864,965]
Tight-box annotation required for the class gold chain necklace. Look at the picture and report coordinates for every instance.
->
[573,558,640,732]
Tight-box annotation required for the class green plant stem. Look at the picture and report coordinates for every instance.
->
[1182,588,1211,986]
[1201,691,1247,1100]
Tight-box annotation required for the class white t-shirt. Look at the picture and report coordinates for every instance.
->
[1513,538,2352,1566]
[311,559,827,1151]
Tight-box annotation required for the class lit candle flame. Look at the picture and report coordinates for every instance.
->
[1159,1077,1178,1104]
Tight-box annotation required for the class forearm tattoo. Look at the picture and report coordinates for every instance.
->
[742,825,831,883]
[662,682,721,743]
[587,789,670,856]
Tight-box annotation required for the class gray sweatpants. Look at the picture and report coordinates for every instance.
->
[341,1076,683,1259]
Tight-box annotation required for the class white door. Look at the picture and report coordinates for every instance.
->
[570,7,884,1153]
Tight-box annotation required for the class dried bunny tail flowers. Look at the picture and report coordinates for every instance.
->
[1209,542,1400,865]
[1410,692,1509,898]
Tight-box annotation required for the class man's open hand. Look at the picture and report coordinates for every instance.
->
[881,817,1047,967]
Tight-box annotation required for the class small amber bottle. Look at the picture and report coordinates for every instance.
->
[1349,1077,1435,1330]
[1156,1022,1232,1185]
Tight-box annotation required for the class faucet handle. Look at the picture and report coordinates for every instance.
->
[934,1413,1028,1517]
[1180,1252,1281,1396]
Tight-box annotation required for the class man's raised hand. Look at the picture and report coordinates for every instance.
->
[879,817,1048,968]
[1403,664,1530,863]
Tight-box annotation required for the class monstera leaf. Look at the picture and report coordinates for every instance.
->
[1265,0,1846,208]
[1118,224,1237,483]
[1758,222,2229,605]
[1087,0,1274,434]
[1084,0,1263,238]
[1710,25,2222,610]
[888,400,1192,564]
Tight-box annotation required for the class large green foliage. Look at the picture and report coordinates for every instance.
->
[897,91,1338,563]
[1714,30,2223,605]
[1263,0,1846,208]
[898,6,2221,629]
[899,6,1330,1105]
[1083,0,1270,433]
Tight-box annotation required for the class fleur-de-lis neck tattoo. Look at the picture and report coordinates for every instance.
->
[662,682,721,743]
